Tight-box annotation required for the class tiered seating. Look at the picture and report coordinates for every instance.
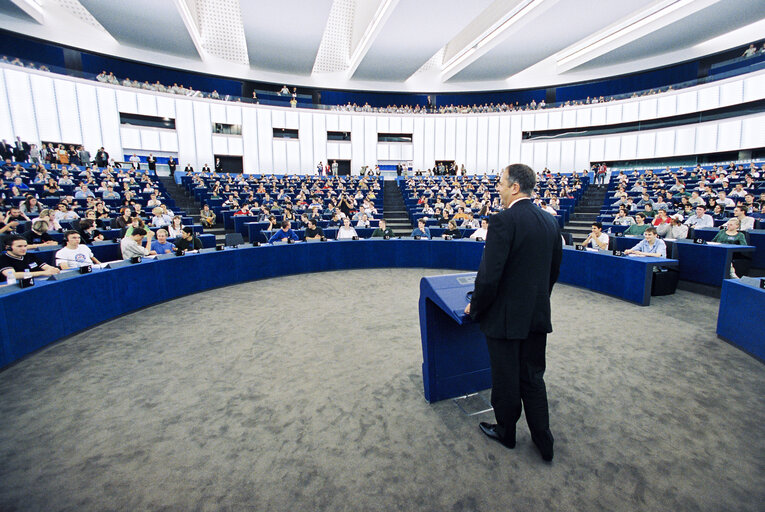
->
[399,172,589,237]
[180,174,384,242]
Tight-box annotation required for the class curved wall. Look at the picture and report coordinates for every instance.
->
[0,65,763,174]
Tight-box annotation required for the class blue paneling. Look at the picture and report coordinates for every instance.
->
[0,30,65,67]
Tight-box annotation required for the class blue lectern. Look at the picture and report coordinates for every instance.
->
[419,273,492,403]
[717,277,765,362]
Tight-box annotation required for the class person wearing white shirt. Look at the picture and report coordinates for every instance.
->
[129,154,141,170]
[539,201,557,216]
[731,206,754,231]
[717,191,735,208]
[684,206,714,229]
[356,214,371,228]
[470,219,489,240]
[55,231,101,269]
[583,222,609,250]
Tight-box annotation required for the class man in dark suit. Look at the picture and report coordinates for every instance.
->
[465,163,562,462]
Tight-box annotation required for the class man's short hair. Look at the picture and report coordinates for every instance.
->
[696,205,706,210]
[644,226,658,235]
[307,219,316,227]
[503,164,536,195]
[64,230,80,243]
[592,222,603,229]
[418,218,426,226]
[4,234,24,248]
[181,227,194,236]
[636,212,646,219]
[281,220,290,229]
[132,228,147,237]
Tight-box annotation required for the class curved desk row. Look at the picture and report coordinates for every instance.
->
[0,239,677,370]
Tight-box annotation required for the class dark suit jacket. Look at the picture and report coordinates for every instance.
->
[469,198,562,339]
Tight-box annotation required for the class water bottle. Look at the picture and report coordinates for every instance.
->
[24,268,32,285]
[6,271,16,286]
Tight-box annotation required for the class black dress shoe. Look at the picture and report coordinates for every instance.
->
[531,430,554,462]
[479,422,515,449]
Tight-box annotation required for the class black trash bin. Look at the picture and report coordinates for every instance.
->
[651,267,679,296]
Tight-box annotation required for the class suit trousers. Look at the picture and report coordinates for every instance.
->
[485,332,552,443]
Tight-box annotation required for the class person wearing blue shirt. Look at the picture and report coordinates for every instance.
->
[74,184,95,199]
[268,220,300,243]
[411,218,431,238]
[625,226,667,258]
[150,229,176,255]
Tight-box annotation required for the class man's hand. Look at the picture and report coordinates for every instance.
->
[464,303,471,315]
[42,266,60,276]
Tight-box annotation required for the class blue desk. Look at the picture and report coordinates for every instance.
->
[672,240,755,286]
[717,278,765,362]
[419,273,490,402]
[558,247,678,306]
[693,228,765,269]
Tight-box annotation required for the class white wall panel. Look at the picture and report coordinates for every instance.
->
[212,134,228,155]
[589,138,605,161]
[465,117,477,171]
[76,83,102,152]
[546,141,561,172]
[509,115,521,164]
[476,116,488,172]
[533,142,547,171]
[30,74,60,142]
[159,131,178,153]
[140,129,161,151]
[136,94,157,117]
[351,115,364,170]
[574,139,590,171]
[412,117,424,169]
[455,117,467,167]
[402,144,413,161]
[487,116,500,172]
[120,126,141,149]
[547,110,562,129]
[498,116,510,167]
[590,106,606,126]
[241,107,259,173]
[444,117,456,160]
[389,144,402,161]
[327,141,340,159]
[299,112,314,172]
[376,117,388,133]
[157,96,176,119]
[521,113,535,131]
[257,108,273,172]
[388,117,401,133]
[272,139,287,172]
[636,132,656,159]
[695,124,718,154]
[5,69,38,142]
[657,95,676,117]
[54,80,82,144]
[620,134,637,160]
[423,117,435,168]
[606,104,622,125]
[621,101,639,122]
[311,113,326,169]
[96,87,121,159]
[338,141,352,161]
[698,86,719,110]
[286,111,300,130]
[716,119,741,151]
[655,129,675,156]
[560,140,575,171]
[115,90,138,114]
[561,108,576,128]
[535,112,548,131]
[604,136,620,160]
[192,101,214,167]
[638,98,657,120]
[271,109,286,128]
[519,143,533,167]
[675,90,697,115]
[228,137,243,156]
[741,116,765,148]
[675,126,695,156]
[719,81,743,107]
[434,117,445,159]
[210,103,228,123]
[286,140,301,170]
[364,116,377,169]
[402,117,413,133]
[0,72,13,140]
[376,144,388,160]
[575,108,591,127]
[226,105,241,125]
[743,74,765,102]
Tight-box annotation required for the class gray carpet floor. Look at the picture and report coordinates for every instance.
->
[1,268,764,512]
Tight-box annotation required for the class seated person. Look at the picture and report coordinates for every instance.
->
[200,204,216,228]
[731,206,754,231]
[174,227,203,252]
[612,207,635,226]
[411,218,431,239]
[684,206,713,229]
[150,207,171,228]
[77,219,104,244]
[23,220,58,249]
[652,208,671,227]
[0,235,60,283]
[304,219,324,240]
[356,214,371,228]
[712,218,747,245]
[657,214,688,239]
[624,213,650,236]
[442,220,462,239]
[268,220,300,243]
[583,222,609,250]
[336,218,358,240]
[120,227,155,259]
[55,231,101,269]
[470,218,489,240]
[150,229,176,254]
[624,227,667,257]
[371,219,394,238]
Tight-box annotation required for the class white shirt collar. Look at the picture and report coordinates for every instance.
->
[507,196,531,209]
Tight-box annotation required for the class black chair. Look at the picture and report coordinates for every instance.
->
[224,233,244,247]
[561,232,573,245]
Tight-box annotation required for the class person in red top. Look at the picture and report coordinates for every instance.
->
[652,208,671,227]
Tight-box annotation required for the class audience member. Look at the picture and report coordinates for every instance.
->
[371,219,394,238]
[56,231,101,268]
[150,229,176,254]
[120,227,154,259]
[336,218,358,240]
[175,227,202,251]
[268,220,300,243]
[0,234,60,282]
[304,219,324,240]
[624,227,667,257]
[684,206,714,229]
[583,222,608,250]
[411,219,431,239]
